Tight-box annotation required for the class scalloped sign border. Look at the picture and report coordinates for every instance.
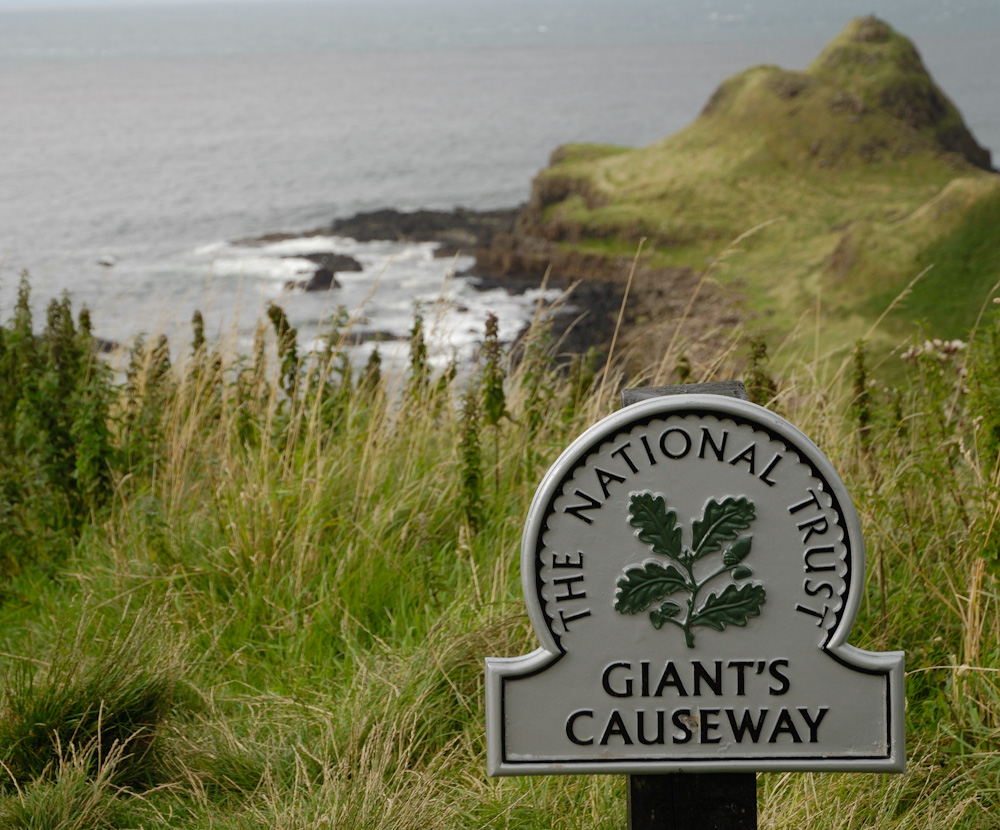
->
[486,395,905,775]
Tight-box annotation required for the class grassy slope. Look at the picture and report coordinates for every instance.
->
[0,286,999,827]
[529,17,999,363]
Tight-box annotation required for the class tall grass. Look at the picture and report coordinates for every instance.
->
[0,278,997,827]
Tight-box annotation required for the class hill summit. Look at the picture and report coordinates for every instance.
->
[809,16,992,171]
[475,16,999,367]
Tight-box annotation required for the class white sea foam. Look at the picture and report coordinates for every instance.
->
[192,236,560,372]
[204,255,313,284]
[192,240,228,257]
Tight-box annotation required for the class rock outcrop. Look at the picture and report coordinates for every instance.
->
[283,252,362,292]
[330,207,519,256]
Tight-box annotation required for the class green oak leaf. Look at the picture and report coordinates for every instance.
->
[691,497,755,559]
[722,536,753,567]
[615,562,688,614]
[628,493,683,560]
[649,601,682,630]
[691,582,766,631]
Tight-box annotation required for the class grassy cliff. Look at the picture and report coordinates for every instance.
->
[498,16,998,366]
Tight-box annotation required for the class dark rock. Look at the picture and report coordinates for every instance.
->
[282,253,363,292]
[233,229,327,246]
[330,206,520,252]
[307,267,338,292]
[291,252,363,273]
[285,267,338,292]
[95,337,122,354]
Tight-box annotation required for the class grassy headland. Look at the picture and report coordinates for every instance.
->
[0,270,998,826]
[0,15,998,828]
[474,16,999,371]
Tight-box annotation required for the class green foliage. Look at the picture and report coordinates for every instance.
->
[360,346,382,398]
[514,319,555,476]
[0,742,142,829]
[232,322,272,448]
[478,312,511,492]
[0,280,120,575]
[675,353,693,384]
[563,346,601,424]
[968,310,1000,476]
[480,313,509,430]
[266,303,299,397]
[407,305,429,401]
[902,189,1000,336]
[458,384,483,532]
[122,334,174,475]
[1,271,999,826]
[303,307,356,432]
[617,492,762,647]
[744,334,778,407]
[851,339,874,451]
[191,309,206,355]
[964,306,1000,571]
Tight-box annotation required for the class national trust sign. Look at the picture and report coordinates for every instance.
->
[485,394,905,775]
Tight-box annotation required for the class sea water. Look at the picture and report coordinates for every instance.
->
[0,0,997,365]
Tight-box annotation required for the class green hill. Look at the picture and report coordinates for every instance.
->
[491,16,999,365]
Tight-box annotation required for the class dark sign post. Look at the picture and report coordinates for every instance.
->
[485,382,905,827]
[628,769,756,830]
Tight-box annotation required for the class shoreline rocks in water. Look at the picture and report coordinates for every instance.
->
[328,206,521,257]
[282,252,363,292]
[236,204,688,362]
[239,205,687,361]
[320,207,637,357]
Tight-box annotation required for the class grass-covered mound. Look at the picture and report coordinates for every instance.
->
[512,16,998,362]
[808,16,991,170]
[0,279,998,826]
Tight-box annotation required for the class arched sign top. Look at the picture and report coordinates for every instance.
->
[521,395,864,655]
[487,394,904,775]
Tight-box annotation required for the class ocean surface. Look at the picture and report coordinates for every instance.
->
[1,0,997,366]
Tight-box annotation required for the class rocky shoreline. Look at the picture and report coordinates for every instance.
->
[236,202,742,368]
[329,207,636,360]
[281,252,363,292]
[329,206,520,258]
[327,205,741,368]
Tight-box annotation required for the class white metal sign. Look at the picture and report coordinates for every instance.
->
[485,395,905,775]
